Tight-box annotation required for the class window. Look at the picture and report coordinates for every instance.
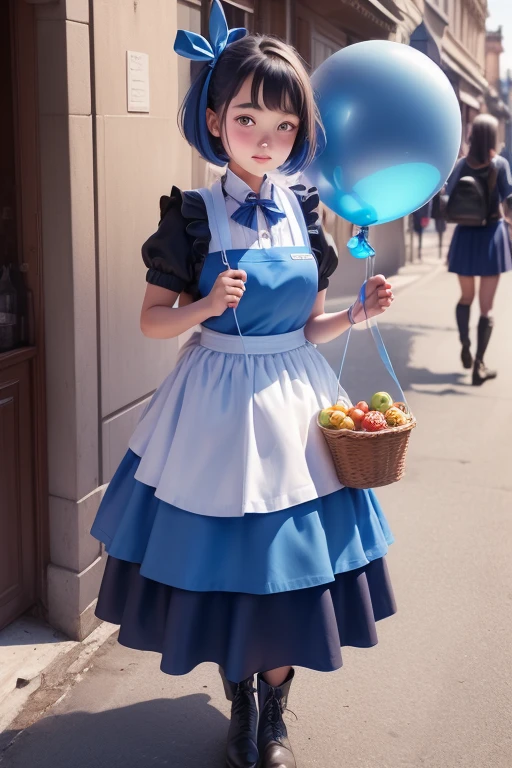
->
[177,1,202,104]
[449,0,455,26]
[456,1,462,39]
[311,31,343,70]
[222,0,254,32]
[462,7,468,46]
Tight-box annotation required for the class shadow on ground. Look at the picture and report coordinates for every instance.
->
[0,695,228,768]
[322,321,469,400]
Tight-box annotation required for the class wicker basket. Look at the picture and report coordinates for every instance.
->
[318,415,416,489]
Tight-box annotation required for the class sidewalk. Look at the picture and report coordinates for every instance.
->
[0,618,117,742]
[2,256,511,768]
[0,232,448,738]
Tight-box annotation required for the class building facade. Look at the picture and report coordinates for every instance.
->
[445,0,488,148]
[485,27,511,149]
[0,0,490,641]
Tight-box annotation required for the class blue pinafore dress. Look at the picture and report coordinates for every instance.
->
[90,175,396,683]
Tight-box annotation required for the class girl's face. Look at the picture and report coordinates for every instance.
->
[206,75,299,179]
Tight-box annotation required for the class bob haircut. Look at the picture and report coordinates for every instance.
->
[467,114,498,166]
[179,34,325,175]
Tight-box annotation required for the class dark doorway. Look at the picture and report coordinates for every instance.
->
[0,0,48,631]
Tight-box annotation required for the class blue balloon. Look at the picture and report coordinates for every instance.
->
[306,41,461,227]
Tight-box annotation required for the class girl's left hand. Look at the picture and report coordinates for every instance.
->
[351,274,394,324]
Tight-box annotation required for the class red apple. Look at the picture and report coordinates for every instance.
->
[355,400,369,414]
[348,407,365,429]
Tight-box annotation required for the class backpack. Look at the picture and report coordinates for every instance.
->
[445,160,498,227]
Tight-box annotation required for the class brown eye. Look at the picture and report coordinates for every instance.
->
[277,122,296,132]
[237,116,255,127]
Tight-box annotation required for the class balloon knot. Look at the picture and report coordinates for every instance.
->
[347,227,376,259]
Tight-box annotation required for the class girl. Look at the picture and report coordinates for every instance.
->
[446,114,512,385]
[91,3,396,766]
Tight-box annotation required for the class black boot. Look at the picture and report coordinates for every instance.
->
[224,676,259,768]
[455,303,473,369]
[257,669,296,768]
[472,316,497,386]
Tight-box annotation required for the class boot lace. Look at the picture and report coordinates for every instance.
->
[232,683,257,730]
[266,691,297,741]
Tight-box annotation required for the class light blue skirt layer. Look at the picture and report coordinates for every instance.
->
[91,450,394,595]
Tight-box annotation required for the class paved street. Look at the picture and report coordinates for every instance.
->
[1,258,511,768]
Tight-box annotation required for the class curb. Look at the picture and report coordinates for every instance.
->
[0,620,118,754]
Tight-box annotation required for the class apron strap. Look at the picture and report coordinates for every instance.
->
[195,181,234,253]
[211,180,233,252]
[274,184,311,249]
[195,182,247,352]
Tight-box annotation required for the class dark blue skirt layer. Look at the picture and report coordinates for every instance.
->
[96,555,396,682]
[448,220,512,276]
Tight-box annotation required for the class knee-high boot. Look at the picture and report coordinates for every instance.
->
[473,316,497,385]
[221,671,259,768]
[455,303,472,369]
[257,669,296,768]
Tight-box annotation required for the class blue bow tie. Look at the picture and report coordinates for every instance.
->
[231,193,286,232]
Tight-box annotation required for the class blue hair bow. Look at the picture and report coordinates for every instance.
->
[174,0,246,65]
[174,0,247,165]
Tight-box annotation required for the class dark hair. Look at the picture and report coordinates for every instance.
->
[179,34,325,175]
[467,114,498,166]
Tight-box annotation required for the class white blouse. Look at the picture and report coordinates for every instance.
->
[218,168,303,252]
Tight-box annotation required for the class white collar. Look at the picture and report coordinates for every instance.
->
[223,168,274,203]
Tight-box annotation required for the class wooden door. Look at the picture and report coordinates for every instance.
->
[0,352,36,628]
[0,0,48,630]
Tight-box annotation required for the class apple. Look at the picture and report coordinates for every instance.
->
[362,411,387,432]
[355,400,369,414]
[319,409,334,428]
[370,391,394,414]
[348,407,365,429]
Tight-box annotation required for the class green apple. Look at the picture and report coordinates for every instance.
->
[370,391,394,413]
[319,409,334,427]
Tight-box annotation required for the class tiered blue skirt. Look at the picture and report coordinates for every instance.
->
[91,450,397,682]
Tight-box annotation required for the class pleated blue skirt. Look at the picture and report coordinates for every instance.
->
[448,219,512,276]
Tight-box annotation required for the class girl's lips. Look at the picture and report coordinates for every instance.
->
[252,155,272,162]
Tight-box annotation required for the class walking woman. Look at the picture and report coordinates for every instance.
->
[447,114,512,385]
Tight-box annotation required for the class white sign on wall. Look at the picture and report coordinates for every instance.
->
[127,51,150,113]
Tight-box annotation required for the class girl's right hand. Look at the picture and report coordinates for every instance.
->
[206,269,247,316]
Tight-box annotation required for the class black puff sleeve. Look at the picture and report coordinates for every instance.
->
[291,184,338,291]
[141,186,210,299]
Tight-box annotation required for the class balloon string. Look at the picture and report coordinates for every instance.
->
[337,253,409,411]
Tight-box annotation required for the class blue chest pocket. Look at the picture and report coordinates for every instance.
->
[199,246,319,336]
